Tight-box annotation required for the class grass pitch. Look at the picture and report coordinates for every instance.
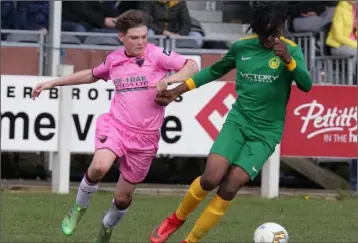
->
[2,190,357,242]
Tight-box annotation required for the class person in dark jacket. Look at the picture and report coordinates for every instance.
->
[1,1,16,30]
[62,1,118,32]
[113,0,138,15]
[1,1,16,40]
[289,1,335,33]
[139,0,203,47]
[13,1,49,32]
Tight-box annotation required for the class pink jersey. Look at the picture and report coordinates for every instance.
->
[92,43,188,132]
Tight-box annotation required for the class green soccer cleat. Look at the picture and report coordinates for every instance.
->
[93,223,113,243]
[61,203,87,236]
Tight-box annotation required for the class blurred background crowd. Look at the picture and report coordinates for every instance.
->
[1,0,356,57]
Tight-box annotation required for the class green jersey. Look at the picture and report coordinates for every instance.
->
[187,35,312,147]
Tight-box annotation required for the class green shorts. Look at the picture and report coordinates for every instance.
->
[210,121,275,180]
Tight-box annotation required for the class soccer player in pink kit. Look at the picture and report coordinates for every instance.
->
[31,10,198,243]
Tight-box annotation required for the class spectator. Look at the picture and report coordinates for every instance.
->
[325,0,357,192]
[62,1,118,33]
[1,1,16,30]
[326,0,356,74]
[1,1,16,40]
[289,1,335,33]
[113,1,138,15]
[139,0,204,47]
[14,1,49,33]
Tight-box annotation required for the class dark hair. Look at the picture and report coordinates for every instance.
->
[246,1,288,37]
[115,10,153,33]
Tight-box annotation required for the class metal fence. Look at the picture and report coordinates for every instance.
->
[285,32,316,70]
[312,56,355,85]
[1,29,355,85]
[1,29,46,75]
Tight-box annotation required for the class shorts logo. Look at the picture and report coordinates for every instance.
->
[252,166,258,173]
[98,135,108,143]
[163,47,171,56]
[269,57,280,69]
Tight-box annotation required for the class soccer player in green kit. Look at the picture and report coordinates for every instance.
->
[150,2,312,243]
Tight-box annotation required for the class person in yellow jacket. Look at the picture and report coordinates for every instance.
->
[326,0,357,72]
[326,0,357,193]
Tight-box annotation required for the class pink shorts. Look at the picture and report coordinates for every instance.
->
[95,113,160,184]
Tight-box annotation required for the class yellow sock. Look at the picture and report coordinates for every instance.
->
[175,177,209,220]
[184,194,231,243]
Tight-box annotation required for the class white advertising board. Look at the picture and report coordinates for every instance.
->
[1,63,236,156]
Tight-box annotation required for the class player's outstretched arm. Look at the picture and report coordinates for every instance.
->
[153,59,199,92]
[155,44,237,106]
[155,62,230,106]
[185,43,237,90]
[32,69,99,99]
[165,59,198,85]
[154,80,191,106]
[287,47,312,92]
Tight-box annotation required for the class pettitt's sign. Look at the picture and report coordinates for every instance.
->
[281,85,357,158]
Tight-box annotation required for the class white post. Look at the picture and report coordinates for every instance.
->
[261,144,281,198]
[47,1,62,76]
[46,0,62,174]
[51,65,73,194]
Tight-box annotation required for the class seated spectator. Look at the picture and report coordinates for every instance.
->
[1,1,16,29]
[13,1,49,33]
[62,1,118,33]
[289,1,335,33]
[1,1,16,39]
[326,1,357,189]
[222,1,252,23]
[139,0,204,47]
[326,1,356,71]
[113,1,138,15]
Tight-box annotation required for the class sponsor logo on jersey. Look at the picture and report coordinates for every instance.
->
[240,72,279,83]
[241,56,252,61]
[113,76,148,92]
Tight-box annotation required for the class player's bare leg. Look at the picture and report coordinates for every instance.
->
[150,153,230,243]
[182,165,250,243]
[94,175,136,243]
[62,149,116,236]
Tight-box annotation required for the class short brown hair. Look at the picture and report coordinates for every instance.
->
[115,10,153,34]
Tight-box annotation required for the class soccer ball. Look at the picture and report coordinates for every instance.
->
[253,222,289,243]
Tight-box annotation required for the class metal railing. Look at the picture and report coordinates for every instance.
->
[61,31,167,50]
[285,32,316,70]
[1,29,355,85]
[312,56,354,85]
[1,29,46,75]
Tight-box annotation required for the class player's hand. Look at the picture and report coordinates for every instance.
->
[273,38,292,64]
[32,81,55,100]
[155,89,178,106]
[150,78,169,92]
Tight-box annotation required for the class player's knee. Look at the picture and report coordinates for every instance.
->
[88,159,111,180]
[114,192,132,209]
[200,175,221,191]
[88,149,116,180]
[217,183,243,201]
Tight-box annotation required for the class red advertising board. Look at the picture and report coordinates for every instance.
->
[281,85,357,158]
[196,83,357,158]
